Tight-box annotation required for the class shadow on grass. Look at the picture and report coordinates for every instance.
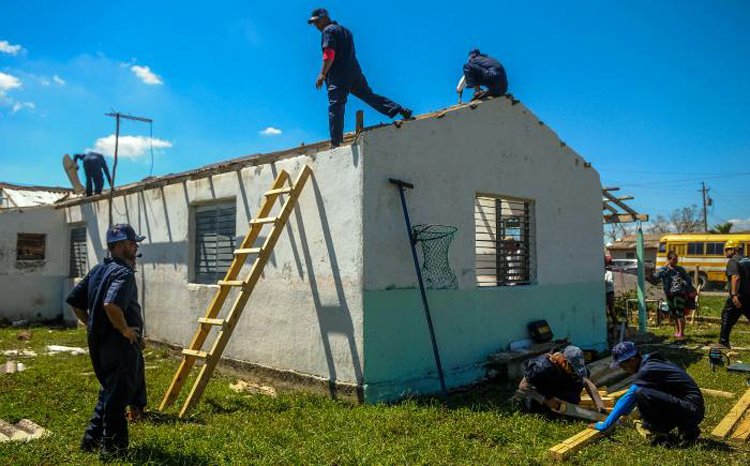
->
[142,411,205,426]
[105,444,213,465]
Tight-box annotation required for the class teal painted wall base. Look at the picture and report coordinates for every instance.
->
[362,282,607,403]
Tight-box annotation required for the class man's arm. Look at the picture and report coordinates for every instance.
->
[583,378,606,412]
[731,275,742,308]
[71,307,89,326]
[593,384,639,431]
[316,48,335,89]
[104,302,139,344]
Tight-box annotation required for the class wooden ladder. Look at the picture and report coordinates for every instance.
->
[159,165,313,417]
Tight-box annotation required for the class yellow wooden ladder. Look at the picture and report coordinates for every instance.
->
[159,165,313,417]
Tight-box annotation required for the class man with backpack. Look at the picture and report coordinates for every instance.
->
[719,240,750,348]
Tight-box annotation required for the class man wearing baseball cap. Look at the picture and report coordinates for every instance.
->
[66,223,146,455]
[719,240,750,348]
[307,8,412,147]
[591,341,704,444]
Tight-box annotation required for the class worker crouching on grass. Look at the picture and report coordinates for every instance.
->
[591,342,704,445]
[308,8,412,148]
[516,346,606,413]
[66,223,146,456]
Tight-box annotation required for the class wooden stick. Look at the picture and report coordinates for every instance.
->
[711,388,750,439]
[729,412,750,442]
[549,428,603,462]
[701,388,735,399]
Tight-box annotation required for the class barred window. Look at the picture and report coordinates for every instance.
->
[69,226,88,277]
[17,233,46,261]
[193,201,236,284]
[475,195,533,286]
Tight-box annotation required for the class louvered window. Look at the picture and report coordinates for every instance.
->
[193,202,236,284]
[69,227,88,277]
[475,195,533,286]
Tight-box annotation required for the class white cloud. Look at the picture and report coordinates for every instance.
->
[130,65,163,85]
[729,218,750,231]
[0,40,23,55]
[89,135,173,159]
[53,75,65,85]
[39,77,50,86]
[0,72,22,94]
[11,101,35,113]
[259,127,282,136]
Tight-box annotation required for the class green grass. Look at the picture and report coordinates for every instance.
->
[1,325,750,465]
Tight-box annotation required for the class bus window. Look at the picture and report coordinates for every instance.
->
[706,242,725,255]
[658,242,666,253]
[687,242,704,255]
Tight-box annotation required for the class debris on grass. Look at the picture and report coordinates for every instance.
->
[230,379,277,397]
[16,330,32,341]
[2,349,37,357]
[0,419,48,442]
[10,320,29,328]
[46,345,88,356]
[1,361,26,374]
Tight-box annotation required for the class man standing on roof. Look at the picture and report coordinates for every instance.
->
[308,8,412,147]
[70,152,112,197]
[456,49,508,102]
[591,342,704,445]
[719,240,750,348]
[66,224,146,455]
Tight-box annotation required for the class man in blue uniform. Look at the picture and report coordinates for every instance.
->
[457,49,508,101]
[592,342,704,445]
[719,240,750,348]
[66,223,145,455]
[308,8,412,147]
[71,152,112,196]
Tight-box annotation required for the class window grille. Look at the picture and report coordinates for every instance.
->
[475,195,533,286]
[69,227,88,277]
[193,202,236,284]
[17,233,46,261]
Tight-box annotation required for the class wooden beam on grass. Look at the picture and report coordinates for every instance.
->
[549,428,603,462]
[701,388,735,399]
[729,412,750,442]
[711,388,750,439]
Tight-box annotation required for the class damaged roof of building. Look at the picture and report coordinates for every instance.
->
[55,95,585,209]
[0,182,72,209]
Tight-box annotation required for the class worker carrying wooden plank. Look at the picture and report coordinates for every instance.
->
[591,341,704,445]
[516,345,606,414]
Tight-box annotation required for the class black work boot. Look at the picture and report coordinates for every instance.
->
[679,426,701,446]
[398,107,413,120]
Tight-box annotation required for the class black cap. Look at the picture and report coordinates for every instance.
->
[468,48,481,58]
[307,8,329,24]
[106,223,146,244]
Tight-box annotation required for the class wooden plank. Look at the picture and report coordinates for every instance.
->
[701,388,734,399]
[729,412,750,442]
[711,388,750,439]
[549,428,602,462]
[608,387,630,399]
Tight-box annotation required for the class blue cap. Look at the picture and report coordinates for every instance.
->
[468,48,481,58]
[563,346,588,378]
[610,341,638,368]
[106,224,146,244]
[307,8,329,24]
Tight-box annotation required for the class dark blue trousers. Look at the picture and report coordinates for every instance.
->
[328,74,404,146]
[637,387,703,434]
[83,160,104,196]
[720,295,750,346]
[82,334,140,452]
[483,69,508,97]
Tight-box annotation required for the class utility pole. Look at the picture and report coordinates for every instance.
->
[104,112,153,226]
[699,182,710,233]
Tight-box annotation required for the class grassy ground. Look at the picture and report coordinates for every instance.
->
[1,325,750,465]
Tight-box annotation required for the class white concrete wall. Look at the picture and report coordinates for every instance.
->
[0,206,69,321]
[64,149,365,385]
[359,97,606,400]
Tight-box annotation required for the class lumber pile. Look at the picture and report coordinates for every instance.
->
[711,388,750,442]
[549,428,602,462]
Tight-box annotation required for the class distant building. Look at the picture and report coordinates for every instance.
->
[608,233,661,267]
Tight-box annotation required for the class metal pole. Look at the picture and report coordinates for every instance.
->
[636,225,647,332]
[389,178,447,397]
[700,182,709,233]
[108,114,120,227]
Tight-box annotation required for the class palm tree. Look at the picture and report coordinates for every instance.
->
[710,222,733,234]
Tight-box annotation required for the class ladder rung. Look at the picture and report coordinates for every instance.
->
[250,217,279,225]
[234,247,262,256]
[182,349,209,359]
[265,187,293,196]
[197,317,226,327]
[217,280,244,287]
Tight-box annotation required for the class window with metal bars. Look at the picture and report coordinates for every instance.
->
[475,195,533,286]
[16,233,46,261]
[193,201,237,284]
[69,226,88,277]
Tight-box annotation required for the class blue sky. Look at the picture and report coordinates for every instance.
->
[1,1,748,230]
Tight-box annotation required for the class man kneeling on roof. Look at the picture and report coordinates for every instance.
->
[517,345,606,413]
[591,341,704,445]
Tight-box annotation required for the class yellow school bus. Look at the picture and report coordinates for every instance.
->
[657,234,750,286]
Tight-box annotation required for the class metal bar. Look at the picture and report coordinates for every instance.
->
[389,178,447,397]
[636,226,647,332]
